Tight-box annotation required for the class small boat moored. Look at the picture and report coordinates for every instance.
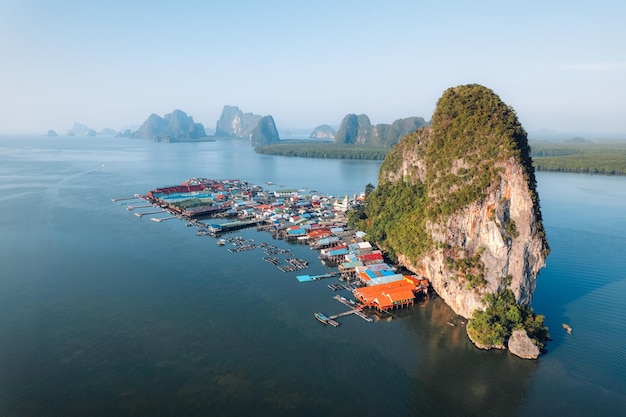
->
[313,312,339,327]
[314,312,329,324]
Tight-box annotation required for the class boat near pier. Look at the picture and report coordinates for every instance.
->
[314,312,339,327]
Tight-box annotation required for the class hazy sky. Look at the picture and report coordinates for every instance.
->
[1,0,625,136]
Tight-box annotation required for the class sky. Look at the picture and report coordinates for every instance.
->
[1,0,625,137]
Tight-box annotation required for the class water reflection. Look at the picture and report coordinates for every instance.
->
[406,296,538,417]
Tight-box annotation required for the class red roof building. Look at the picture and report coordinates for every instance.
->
[358,252,384,264]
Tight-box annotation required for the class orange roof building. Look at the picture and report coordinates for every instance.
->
[307,229,331,239]
[353,279,418,311]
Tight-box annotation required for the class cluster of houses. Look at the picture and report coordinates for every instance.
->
[144,178,429,312]
[318,235,429,311]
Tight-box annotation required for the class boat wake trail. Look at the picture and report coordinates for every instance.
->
[31,164,106,229]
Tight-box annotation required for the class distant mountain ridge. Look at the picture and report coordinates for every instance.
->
[48,107,429,145]
[334,114,428,147]
[132,110,206,142]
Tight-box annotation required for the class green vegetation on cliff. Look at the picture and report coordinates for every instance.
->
[422,84,537,220]
[349,84,545,258]
[348,179,430,261]
[446,247,488,290]
[467,289,550,349]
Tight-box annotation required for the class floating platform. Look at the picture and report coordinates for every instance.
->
[296,272,339,282]
[328,283,347,291]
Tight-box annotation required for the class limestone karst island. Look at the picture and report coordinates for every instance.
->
[116,84,550,359]
[349,84,550,358]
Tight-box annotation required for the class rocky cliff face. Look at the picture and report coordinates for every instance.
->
[215,105,262,137]
[372,85,548,319]
[250,115,280,145]
[393,150,547,317]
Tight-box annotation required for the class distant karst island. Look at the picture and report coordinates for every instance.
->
[334,114,428,147]
[49,122,117,137]
[214,105,280,145]
[310,124,336,139]
[131,109,207,142]
[49,100,626,175]
[215,105,262,138]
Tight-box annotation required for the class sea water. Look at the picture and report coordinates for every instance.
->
[0,136,624,416]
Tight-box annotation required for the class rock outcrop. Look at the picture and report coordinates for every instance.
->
[66,122,90,136]
[215,105,262,137]
[334,114,427,147]
[310,124,336,139]
[364,84,549,319]
[507,329,540,359]
[133,109,206,142]
[250,116,280,145]
[99,128,119,136]
[47,130,58,137]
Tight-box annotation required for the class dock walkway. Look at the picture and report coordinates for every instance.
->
[315,295,373,326]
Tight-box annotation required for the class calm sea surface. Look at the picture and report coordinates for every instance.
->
[1,136,625,416]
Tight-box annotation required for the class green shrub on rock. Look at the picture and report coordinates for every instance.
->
[467,289,550,350]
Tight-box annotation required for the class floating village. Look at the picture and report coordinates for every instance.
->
[113,178,430,327]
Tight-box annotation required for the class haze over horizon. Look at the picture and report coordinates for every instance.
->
[1,0,625,138]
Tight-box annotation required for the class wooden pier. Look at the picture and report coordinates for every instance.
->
[331,295,373,322]
[315,295,373,327]
[134,210,165,217]
[150,216,178,222]
[327,306,372,323]
[111,195,142,203]
[126,204,153,210]
[326,318,340,327]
